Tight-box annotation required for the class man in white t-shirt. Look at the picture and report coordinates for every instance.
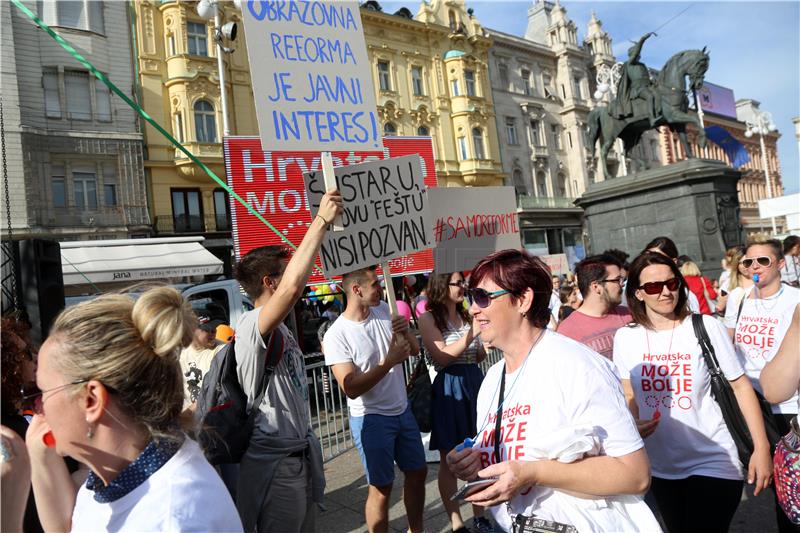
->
[724,239,800,533]
[323,266,427,533]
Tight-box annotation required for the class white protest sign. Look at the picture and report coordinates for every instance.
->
[304,155,433,276]
[428,187,521,274]
[241,1,383,151]
[540,253,569,276]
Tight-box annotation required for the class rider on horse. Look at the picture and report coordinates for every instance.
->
[611,32,659,127]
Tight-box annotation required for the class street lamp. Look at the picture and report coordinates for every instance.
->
[744,109,778,234]
[593,63,627,175]
[196,0,240,136]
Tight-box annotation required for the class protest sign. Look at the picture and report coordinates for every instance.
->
[223,136,437,283]
[540,253,569,276]
[428,187,521,274]
[304,155,433,277]
[241,0,382,151]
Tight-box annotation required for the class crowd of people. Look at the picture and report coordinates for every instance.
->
[1,188,799,533]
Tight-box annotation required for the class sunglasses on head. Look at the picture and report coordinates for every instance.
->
[466,288,510,308]
[740,256,772,269]
[638,277,681,295]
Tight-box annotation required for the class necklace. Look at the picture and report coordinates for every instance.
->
[645,317,678,358]
[470,328,547,443]
[753,284,784,314]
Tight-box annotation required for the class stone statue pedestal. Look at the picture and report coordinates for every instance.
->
[576,159,744,278]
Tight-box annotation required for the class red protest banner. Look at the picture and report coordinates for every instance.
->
[223,136,437,283]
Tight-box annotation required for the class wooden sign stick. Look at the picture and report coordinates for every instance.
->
[320,152,343,232]
[381,261,398,316]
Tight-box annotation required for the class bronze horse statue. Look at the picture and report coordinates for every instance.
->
[588,48,711,180]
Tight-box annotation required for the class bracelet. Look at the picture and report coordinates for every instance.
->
[316,213,331,226]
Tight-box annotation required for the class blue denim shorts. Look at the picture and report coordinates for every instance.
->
[349,405,426,487]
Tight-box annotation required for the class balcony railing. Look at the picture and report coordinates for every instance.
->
[517,196,578,210]
[154,214,231,234]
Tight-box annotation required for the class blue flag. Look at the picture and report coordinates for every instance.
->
[704,125,750,169]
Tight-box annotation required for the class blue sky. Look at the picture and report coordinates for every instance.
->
[383,1,800,193]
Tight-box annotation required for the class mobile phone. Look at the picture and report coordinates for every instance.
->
[450,477,499,501]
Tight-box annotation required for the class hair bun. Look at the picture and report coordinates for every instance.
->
[131,287,195,358]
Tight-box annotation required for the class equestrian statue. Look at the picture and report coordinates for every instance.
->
[588,33,711,180]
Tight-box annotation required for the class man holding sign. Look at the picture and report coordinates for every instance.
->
[233,190,342,533]
[322,266,427,533]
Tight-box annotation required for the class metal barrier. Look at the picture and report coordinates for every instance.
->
[305,346,504,463]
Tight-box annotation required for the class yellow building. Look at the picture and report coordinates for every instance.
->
[131,0,504,258]
[362,0,504,186]
[132,0,256,259]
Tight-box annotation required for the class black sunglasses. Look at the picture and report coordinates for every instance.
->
[639,277,680,295]
[448,281,466,288]
[740,256,772,269]
[466,288,510,308]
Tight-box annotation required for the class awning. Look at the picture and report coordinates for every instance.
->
[61,237,223,285]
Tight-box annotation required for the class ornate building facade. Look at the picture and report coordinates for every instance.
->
[487,1,660,258]
[2,0,148,240]
[132,0,258,266]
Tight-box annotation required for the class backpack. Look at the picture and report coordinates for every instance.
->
[196,328,285,465]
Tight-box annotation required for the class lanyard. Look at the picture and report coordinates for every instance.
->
[494,364,506,463]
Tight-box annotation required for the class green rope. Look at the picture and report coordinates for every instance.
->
[60,252,102,293]
[10,0,327,275]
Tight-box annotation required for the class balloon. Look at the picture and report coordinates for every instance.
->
[308,290,317,302]
[396,300,412,322]
[415,299,428,316]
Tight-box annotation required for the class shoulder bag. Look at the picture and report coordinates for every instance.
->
[774,416,800,524]
[407,353,432,433]
[691,314,781,468]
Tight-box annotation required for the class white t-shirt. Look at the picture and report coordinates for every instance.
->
[548,292,561,329]
[724,285,800,414]
[613,316,744,481]
[323,301,407,417]
[71,438,242,532]
[474,331,650,532]
[686,289,701,313]
[719,270,731,294]
[179,343,223,408]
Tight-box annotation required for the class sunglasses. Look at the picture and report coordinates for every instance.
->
[639,277,681,295]
[466,288,510,308]
[448,281,466,288]
[740,256,772,269]
[601,277,626,286]
[22,379,89,415]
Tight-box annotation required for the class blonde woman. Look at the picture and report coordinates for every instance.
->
[680,260,717,315]
[717,246,753,315]
[24,287,242,531]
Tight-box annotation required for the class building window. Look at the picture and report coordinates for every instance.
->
[171,189,204,232]
[513,169,525,195]
[43,68,62,119]
[551,124,562,150]
[52,165,66,208]
[530,120,541,146]
[536,171,547,197]
[384,122,397,136]
[458,136,468,160]
[41,0,105,34]
[505,117,518,145]
[377,61,391,91]
[214,189,231,231]
[73,169,98,210]
[572,76,583,99]
[95,80,111,122]
[187,22,208,56]
[173,113,184,142]
[104,183,117,206]
[498,63,509,90]
[65,70,91,120]
[450,78,460,96]
[411,66,424,96]
[194,100,216,143]
[560,84,567,99]
[103,162,117,206]
[417,126,429,136]
[465,70,476,97]
[556,173,568,197]
[167,34,176,56]
[449,10,457,31]
[472,127,485,159]
[567,131,573,149]
[521,69,531,96]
